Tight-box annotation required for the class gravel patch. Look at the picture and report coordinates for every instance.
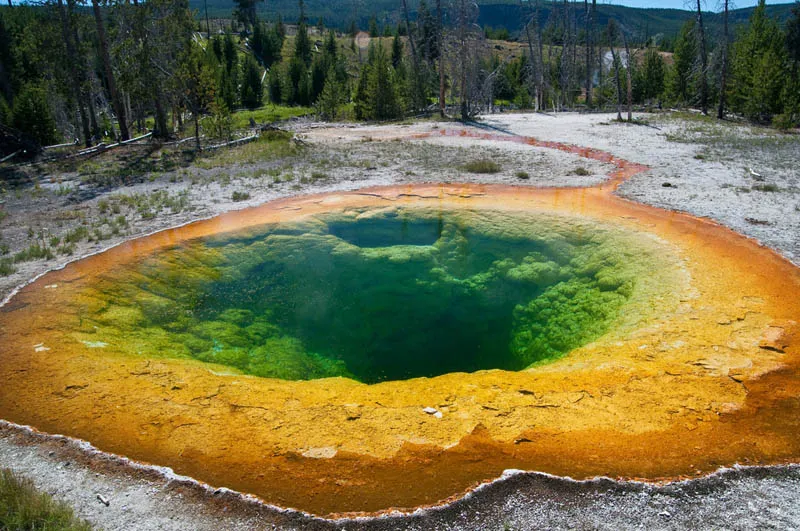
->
[481,112,800,265]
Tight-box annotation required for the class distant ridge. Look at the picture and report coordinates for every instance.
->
[190,0,795,39]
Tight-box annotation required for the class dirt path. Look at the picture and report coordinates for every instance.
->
[1,112,799,530]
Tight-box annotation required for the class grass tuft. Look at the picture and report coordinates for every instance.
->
[0,468,92,530]
[0,258,14,276]
[461,159,501,174]
[752,184,780,192]
[13,243,54,263]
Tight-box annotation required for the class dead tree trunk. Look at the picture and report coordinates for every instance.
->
[401,0,422,112]
[56,0,91,147]
[86,86,99,139]
[458,0,468,121]
[92,0,130,140]
[536,0,545,109]
[717,0,729,119]
[695,0,708,115]
[622,28,632,122]
[584,0,592,107]
[607,22,623,121]
[438,0,446,117]
[558,0,570,109]
[73,21,101,140]
[519,0,539,110]
[194,113,200,150]
[153,92,168,139]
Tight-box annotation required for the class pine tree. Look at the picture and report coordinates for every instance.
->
[267,65,283,104]
[391,29,404,69]
[233,0,261,29]
[178,40,217,149]
[240,55,263,109]
[324,30,338,60]
[641,47,665,102]
[369,16,379,38]
[668,19,697,104]
[730,0,787,122]
[294,20,312,67]
[310,54,328,102]
[780,3,800,123]
[276,14,286,42]
[316,68,343,120]
[353,62,370,120]
[366,43,401,120]
[12,84,58,146]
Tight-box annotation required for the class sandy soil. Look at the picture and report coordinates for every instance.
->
[1,112,799,529]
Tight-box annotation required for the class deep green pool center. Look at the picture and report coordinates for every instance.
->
[88,207,644,383]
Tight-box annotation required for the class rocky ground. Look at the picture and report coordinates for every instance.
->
[0,111,798,530]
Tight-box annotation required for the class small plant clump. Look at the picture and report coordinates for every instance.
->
[231,191,251,202]
[573,167,590,176]
[13,243,54,263]
[461,159,501,174]
[752,184,780,192]
[0,258,15,276]
[515,170,530,179]
[0,468,92,530]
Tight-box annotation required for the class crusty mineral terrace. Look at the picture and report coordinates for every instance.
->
[0,131,798,517]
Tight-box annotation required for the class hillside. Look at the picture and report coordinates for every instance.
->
[190,0,796,39]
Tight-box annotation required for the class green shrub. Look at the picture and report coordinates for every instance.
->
[231,191,251,202]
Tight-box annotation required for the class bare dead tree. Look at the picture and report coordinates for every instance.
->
[717,0,730,119]
[621,26,633,121]
[400,0,423,111]
[519,0,546,110]
[438,0,446,116]
[56,0,91,146]
[558,0,571,109]
[519,0,539,110]
[695,0,709,114]
[457,0,469,120]
[584,0,592,107]
[607,20,623,121]
[447,0,485,120]
[91,0,130,140]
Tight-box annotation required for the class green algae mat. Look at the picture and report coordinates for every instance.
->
[75,207,665,383]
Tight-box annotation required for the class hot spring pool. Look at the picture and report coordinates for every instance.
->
[81,207,660,383]
[1,184,798,516]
